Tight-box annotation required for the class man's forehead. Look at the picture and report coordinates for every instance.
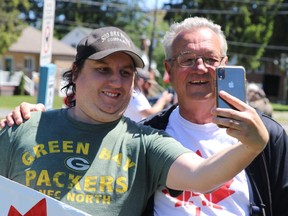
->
[172,28,222,54]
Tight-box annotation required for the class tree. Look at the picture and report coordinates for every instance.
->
[0,0,30,55]
[19,0,169,78]
[163,0,283,70]
[21,0,148,40]
[264,0,288,66]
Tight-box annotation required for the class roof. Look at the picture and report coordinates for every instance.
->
[61,26,93,42]
[60,26,93,48]
[8,26,76,56]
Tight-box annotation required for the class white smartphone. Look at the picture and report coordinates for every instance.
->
[216,66,246,110]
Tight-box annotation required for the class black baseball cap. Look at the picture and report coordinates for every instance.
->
[75,26,144,68]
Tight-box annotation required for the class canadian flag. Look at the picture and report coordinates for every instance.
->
[0,176,91,216]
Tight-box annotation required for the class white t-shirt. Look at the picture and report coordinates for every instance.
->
[154,106,250,216]
[124,90,151,122]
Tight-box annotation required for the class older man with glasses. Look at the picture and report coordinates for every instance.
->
[142,17,288,216]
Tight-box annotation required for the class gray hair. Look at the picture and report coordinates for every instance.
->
[163,17,228,59]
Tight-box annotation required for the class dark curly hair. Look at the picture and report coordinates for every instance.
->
[61,59,85,107]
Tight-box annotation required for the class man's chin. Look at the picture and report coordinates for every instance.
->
[100,107,126,117]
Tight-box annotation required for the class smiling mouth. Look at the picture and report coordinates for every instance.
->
[103,91,120,98]
[190,80,208,84]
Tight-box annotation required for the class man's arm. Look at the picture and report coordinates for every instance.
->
[166,91,269,193]
[140,91,173,118]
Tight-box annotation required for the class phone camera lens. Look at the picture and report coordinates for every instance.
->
[218,68,225,80]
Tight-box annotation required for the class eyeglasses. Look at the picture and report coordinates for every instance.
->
[168,52,225,68]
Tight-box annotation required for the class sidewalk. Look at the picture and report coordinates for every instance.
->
[0,108,12,119]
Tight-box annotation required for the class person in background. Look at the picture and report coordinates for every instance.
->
[0,25,269,216]
[124,67,173,122]
[247,82,273,117]
[141,16,288,216]
[137,67,153,97]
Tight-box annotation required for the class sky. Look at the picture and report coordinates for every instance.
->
[143,0,171,9]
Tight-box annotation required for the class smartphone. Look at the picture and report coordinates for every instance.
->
[216,66,246,110]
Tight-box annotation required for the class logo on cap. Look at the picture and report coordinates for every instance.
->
[101,31,131,47]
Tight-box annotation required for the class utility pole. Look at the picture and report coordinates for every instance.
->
[148,0,158,71]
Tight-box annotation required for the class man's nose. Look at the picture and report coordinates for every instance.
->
[109,72,122,86]
[193,58,208,73]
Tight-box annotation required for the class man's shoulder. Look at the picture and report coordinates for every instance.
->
[27,109,65,126]
[140,104,177,130]
[259,111,286,135]
[36,108,65,118]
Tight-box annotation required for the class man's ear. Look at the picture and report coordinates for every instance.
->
[164,60,172,76]
[164,60,172,83]
[223,56,229,65]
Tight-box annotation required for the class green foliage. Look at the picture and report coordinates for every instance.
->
[265,0,288,59]
[0,0,30,55]
[13,75,25,95]
[163,0,284,70]
[20,1,169,73]
[24,0,148,39]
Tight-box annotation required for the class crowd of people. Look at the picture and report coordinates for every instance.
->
[0,17,288,216]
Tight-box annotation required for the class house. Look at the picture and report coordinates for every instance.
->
[0,26,76,95]
[61,26,93,48]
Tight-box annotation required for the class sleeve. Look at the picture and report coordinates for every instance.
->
[262,115,288,216]
[141,130,189,216]
[0,112,41,179]
[145,130,191,187]
[0,126,13,176]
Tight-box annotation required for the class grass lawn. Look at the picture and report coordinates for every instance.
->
[0,95,64,109]
[272,103,288,112]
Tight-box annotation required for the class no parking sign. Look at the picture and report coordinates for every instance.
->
[40,0,55,66]
[38,0,56,109]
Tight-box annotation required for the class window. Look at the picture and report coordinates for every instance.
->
[24,57,35,72]
[4,57,13,71]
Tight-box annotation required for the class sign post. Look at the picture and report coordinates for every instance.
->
[40,0,55,66]
[38,0,56,109]
[37,64,56,110]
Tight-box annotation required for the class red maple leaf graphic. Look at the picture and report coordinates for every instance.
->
[203,180,235,204]
[163,175,235,210]
[162,149,236,212]
[8,198,47,216]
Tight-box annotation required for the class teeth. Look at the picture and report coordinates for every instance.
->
[104,92,118,97]
[192,80,204,84]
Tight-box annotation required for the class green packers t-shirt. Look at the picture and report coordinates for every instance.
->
[0,109,190,215]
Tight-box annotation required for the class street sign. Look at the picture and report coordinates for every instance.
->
[40,0,56,66]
